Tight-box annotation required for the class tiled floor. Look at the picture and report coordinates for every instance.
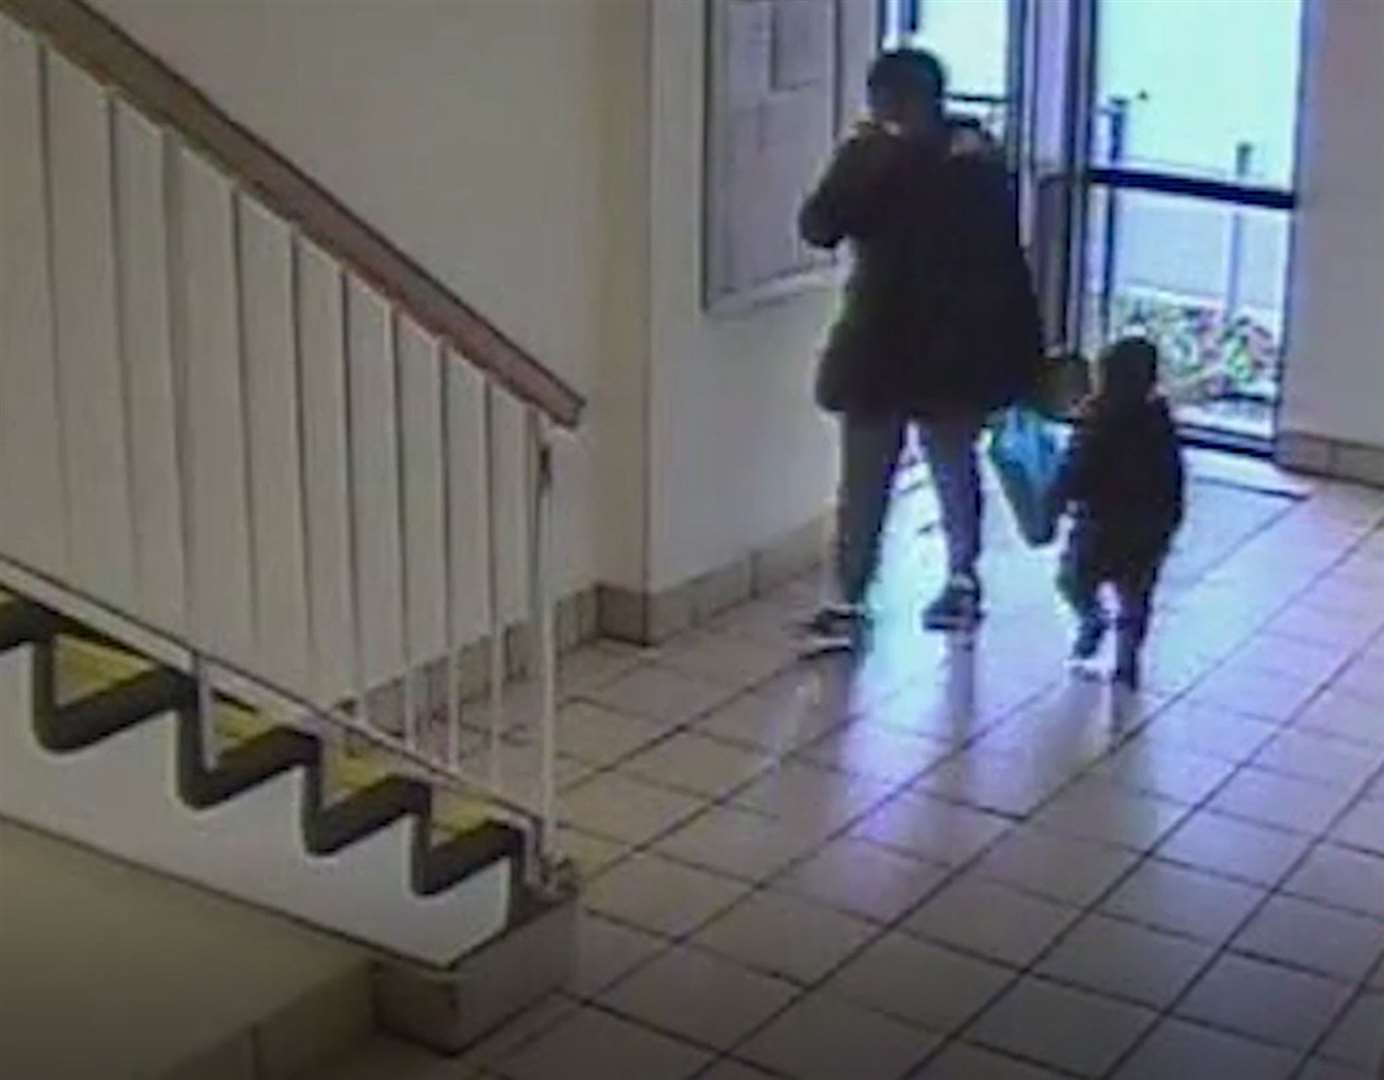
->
[325,460,1384,1079]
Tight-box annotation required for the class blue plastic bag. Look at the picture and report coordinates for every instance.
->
[988,406,1063,547]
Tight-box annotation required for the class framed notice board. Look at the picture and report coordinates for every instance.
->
[704,0,878,314]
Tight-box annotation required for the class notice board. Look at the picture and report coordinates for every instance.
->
[705,0,878,314]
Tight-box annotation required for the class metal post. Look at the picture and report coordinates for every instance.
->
[525,406,557,863]
[160,130,216,769]
[389,310,416,751]
[289,235,320,707]
[230,192,261,679]
[1098,95,1128,342]
[439,348,461,769]
[1224,141,1253,320]
[340,274,369,736]
[194,654,215,770]
[483,381,503,788]
[903,0,921,37]
[107,93,143,617]
[36,46,74,580]
[1005,0,1029,179]
[1060,0,1099,353]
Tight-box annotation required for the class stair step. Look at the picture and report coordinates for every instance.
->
[322,742,497,849]
[432,793,493,844]
[214,700,280,748]
[327,745,398,799]
[53,634,156,706]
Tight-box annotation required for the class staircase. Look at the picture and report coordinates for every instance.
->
[0,591,526,966]
[0,0,584,1064]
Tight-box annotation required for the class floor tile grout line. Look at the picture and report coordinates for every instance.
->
[417,506,1384,1078]
[1096,687,1384,1078]
[902,723,1253,1074]
[569,621,1073,899]
[698,679,1157,1079]
[909,517,1384,1077]
[547,510,1384,1078]
[1289,949,1384,1078]
[1273,726,1384,1077]
[692,573,1357,1074]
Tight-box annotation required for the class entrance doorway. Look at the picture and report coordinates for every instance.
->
[1079,0,1305,450]
[881,0,1307,452]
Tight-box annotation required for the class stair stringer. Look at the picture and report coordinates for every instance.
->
[0,644,512,967]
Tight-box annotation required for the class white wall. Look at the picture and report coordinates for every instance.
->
[0,820,364,1078]
[90,0,655,596]
[1280,0,1384,452]
[647,0,839,592]
[90,0,842,605]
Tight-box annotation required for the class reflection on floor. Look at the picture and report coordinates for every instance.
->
[1176,397,1276,446]
[322,461,1384,1080]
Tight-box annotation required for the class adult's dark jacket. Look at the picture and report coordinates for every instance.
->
[799,124,1043,419]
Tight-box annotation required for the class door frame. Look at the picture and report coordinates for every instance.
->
[1025,0,1304,454]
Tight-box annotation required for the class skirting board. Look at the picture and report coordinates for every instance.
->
[1277,431,1384,489]
[366,587,599,736]
[598,513,830,645]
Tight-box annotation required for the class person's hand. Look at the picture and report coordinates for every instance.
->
[850,117,887,142]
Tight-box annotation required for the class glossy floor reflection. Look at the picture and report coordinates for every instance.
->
[321,460,1384,1080]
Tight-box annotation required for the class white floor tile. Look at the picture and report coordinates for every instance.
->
[655,806,822,881]
[618,733,774,798]
[773,836,948,923]
[500,1005,711,1079]
[599,945,798,1049]
[694,891,879,985]
[561,772,706,845]
[738,993,940,1080]
[851,791,1012,865]
[583,853,749,937]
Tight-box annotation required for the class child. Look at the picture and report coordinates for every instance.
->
[1051,338,1185,689]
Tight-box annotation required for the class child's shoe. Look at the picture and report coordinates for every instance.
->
[1113,638,1142,691]
[1070,613,1107,664]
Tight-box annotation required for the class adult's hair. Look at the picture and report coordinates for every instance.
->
[867,49,948,114]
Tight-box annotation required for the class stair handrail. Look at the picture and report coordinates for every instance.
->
[0,548,553,856]
[0,0,584,430]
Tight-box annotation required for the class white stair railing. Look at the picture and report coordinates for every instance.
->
[0,6,579,876]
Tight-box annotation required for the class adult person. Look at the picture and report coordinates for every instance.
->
[799,48,1041,651]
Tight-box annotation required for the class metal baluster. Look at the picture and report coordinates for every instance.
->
[390,309,416,751]
[159,131,215,768]
[35,44,74,581]
[194,652,215,766]
[340,274,369,736]
[526,405,557,862]
[230,190,261,679]
[483,380,503,788]
[439,346,462,768]
[289,234,320,707]
[106,92,142,617]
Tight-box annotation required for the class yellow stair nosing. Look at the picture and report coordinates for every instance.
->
[214,701,280,747]
[53,635,156,702]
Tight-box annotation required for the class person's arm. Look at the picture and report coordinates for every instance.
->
[799,128,892,249]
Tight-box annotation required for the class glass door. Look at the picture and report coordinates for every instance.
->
[1078,0,1305,450]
